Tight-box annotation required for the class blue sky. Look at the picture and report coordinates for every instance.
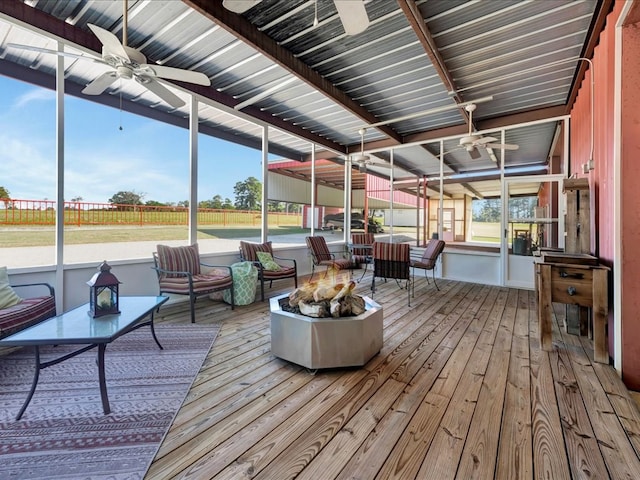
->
[0,75,264,205]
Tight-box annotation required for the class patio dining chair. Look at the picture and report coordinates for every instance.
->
[239,241,297,301]
[305,236,353,281]
[152,243,234,323]
[371,241,412,306]
[350,232,375,282]
[411,239,446,295]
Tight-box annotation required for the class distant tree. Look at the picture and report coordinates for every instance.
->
[473,199,501,222]
[211,195,224,209]
[199,195,225,209]
[234,177,262,211]
[177,200,189,208]
[222,198,234,209]
[0,186,10,209]
[268,201,285,212]
[108,190,145,211]
[509,196,536,219]
[145,200,167,211]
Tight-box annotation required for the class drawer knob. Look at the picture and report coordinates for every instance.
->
[567,286,577,296]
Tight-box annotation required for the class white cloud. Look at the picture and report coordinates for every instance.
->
[12,88,56,109]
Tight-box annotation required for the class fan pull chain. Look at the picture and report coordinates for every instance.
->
[119,80,123,131]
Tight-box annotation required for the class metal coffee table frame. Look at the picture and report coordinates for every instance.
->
[0,295,169,420]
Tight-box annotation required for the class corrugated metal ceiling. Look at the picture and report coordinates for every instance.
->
[0,0,610,198]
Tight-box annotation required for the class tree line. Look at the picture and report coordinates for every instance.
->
[472,197,538,222]
[1,177,301,213]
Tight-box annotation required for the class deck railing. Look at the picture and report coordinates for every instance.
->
[0,198,301,227]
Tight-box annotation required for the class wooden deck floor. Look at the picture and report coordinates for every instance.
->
[147,275,640,479]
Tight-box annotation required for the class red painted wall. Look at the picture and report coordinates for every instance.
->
[620,7,640,388]
[570,2,640,388]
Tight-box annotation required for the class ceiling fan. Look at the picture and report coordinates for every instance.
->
[353,128,391,173]
[223,0,370,36]
[7,0,210,108]
[453,104,519,160]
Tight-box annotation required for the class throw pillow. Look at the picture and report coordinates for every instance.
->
[256,251,282,271]
[156,244,201,277]
[0,266,23,309]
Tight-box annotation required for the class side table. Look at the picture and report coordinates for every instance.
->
[536,253,610,363]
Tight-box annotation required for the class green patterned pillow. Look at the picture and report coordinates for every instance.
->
[256,251,281,271]
[0,266,23,309]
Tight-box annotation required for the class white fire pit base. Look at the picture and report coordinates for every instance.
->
[269,294,383,370]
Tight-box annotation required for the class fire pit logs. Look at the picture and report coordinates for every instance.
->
[288,280,366,318]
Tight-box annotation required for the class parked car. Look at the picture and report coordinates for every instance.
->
[323,213,384,233]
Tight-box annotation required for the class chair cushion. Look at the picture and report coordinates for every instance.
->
[373,242,410,262]
[306,236,332,262]
[373,242,410,279]
[256,251,282,271]
[413,240,446,269]
[351,233,374,265]
[0,266,22,309]
[159,270,232,295]
[0,295,55,337]
[156,244,201,277]
[262,265,296,279]
[239,241,273,262]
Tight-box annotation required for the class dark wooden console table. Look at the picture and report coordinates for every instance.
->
[536,253,610,363]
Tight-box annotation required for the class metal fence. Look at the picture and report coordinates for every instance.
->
[0,198,302,227]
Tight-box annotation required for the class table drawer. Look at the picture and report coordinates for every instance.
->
[551,266,593,305]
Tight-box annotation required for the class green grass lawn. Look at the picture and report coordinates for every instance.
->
[0,225,310,247]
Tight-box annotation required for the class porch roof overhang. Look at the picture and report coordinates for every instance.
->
[0,0,613,198]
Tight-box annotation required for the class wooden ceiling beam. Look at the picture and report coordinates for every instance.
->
[398,0,470,125]
[184,0,403,144]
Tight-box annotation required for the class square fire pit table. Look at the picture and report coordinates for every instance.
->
[269,293,383,370]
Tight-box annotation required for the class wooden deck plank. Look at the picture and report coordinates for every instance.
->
[413,287,509,479]
[556,311,640,478]
[368,285,499,480]
[548,304,610,479]
[453,288,518,479]
[249,285,480,480]
[495,289,533,480]
[529,292,571,480]
[143,278,640,480]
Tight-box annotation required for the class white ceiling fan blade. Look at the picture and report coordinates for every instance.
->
[474,136,498,145]
[222,0,262,13]
[484,143,519,151]
[147,65,211,86]
[369,162,392,169]
[87,23,130,61]
[334,0,370,35]
[81,71,118,95]
[138,76,185,108]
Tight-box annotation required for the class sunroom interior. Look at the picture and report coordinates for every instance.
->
[2,1,640,475]
[0,0,632,372]
[0,0,640,478]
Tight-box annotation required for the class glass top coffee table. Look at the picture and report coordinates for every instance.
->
[0,295,168,420]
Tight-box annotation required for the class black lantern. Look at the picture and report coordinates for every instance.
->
[87,260,121,317]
